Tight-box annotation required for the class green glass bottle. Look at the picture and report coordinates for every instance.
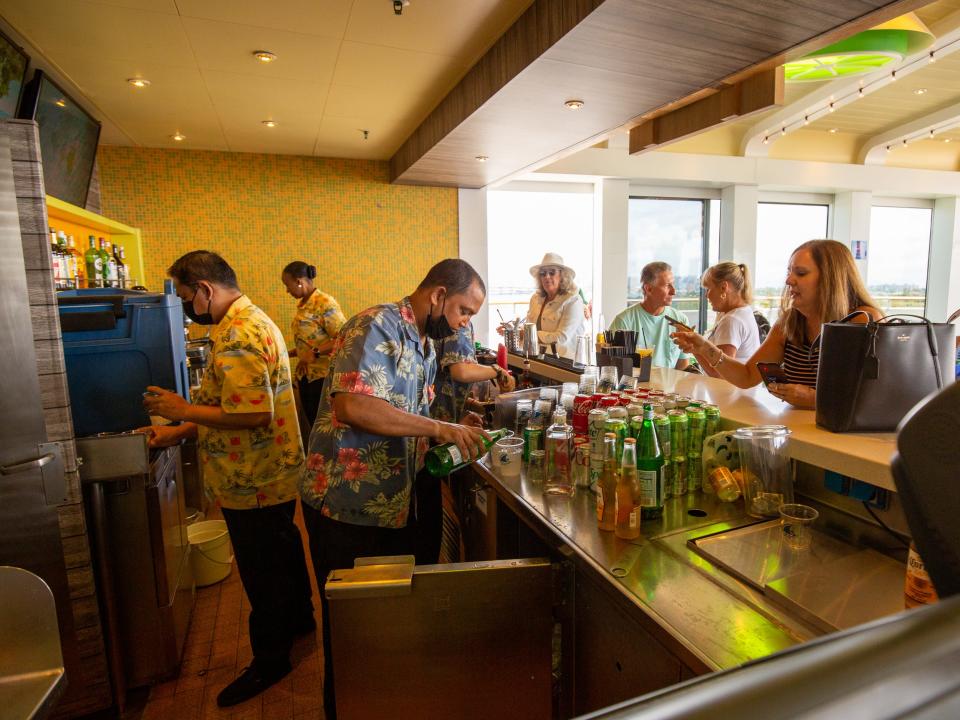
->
[425,428,509,477]
[637,404,665,520]
[85,235,103,288]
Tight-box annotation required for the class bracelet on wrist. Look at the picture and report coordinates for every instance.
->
[709,348,725,368]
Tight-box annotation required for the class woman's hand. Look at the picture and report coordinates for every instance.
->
[671,330,712,356]
[143,386,191,422]
[767,382,816,409]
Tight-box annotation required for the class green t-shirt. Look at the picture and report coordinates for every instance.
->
[608,304,692,368]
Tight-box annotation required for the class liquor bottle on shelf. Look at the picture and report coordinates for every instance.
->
[544,408,574,496]
[67,235,86,289]
[597,432,618,532]
[57,233,76,289]
[50,229,64,289]
[99,237,117,288]
[113,243,127,289]
[615,437,641,539]
[424,428,510,477]
[637,404,665,520]
[85,235,104,287]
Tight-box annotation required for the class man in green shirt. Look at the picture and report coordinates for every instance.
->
[609,261,691,369]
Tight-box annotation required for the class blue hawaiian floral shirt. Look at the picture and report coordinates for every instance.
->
[299,297,436,528]
[431,324,477,423]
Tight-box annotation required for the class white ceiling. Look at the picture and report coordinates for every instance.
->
[1,0,532,158]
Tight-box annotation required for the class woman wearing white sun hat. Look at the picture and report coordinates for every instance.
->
[521,252,587,359]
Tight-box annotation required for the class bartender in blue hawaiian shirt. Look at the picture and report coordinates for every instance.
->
[299,258,489,720]
[432,322,515,424]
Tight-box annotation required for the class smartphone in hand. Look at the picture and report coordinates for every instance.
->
[756,362,791,387]
[664,315,695,333]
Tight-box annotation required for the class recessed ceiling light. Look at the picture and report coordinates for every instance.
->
[828,127,839,133]
[54,98,66,108]
[913,88,928,95]
[253,51,277,64]
[171,132,185,142]
[945,138,953,144]
[475,155,488,162]
[564,99,585,110]
[262,120,278,128]
[127,77,150,88]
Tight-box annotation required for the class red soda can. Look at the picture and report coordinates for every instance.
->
[599,396,619,408]
[572,394,593,434]
[591,393,605,406]
[617,394,632,406]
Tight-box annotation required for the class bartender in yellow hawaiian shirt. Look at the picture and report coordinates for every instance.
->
[140,251,313,709]
[281,261,346,425]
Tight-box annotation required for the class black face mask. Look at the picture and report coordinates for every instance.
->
[183,286,215,325]
[424,297,454,341]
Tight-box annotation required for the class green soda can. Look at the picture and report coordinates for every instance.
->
[604,417,628,464]
[667,409,688,461]
[672,454,688,496]
[687,452,702,493]
[654,413,672,460]
[523,425,543,462]
[685,405,706,456]
[703,404,721,438]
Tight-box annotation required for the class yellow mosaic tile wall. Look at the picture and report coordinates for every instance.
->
[96,146,459,341]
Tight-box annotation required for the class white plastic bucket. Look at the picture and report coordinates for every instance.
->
[188,520,233,586]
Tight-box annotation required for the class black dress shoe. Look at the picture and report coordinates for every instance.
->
[216,661,292,707]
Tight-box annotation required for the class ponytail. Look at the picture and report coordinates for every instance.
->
[283,261,317,280]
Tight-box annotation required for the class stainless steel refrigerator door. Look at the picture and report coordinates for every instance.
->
[327,557,554,720]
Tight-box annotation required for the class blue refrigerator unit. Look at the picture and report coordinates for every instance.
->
[58,281,190,437]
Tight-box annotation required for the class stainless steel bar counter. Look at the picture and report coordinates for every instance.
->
[472,366,905,715]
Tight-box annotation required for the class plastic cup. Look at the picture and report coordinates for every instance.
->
[491,438,524,479]
[779,503,819,550]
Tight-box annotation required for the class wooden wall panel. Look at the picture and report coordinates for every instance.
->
[390,0,928,187]
[4,118,112,718]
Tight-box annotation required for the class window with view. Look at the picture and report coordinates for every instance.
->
[486,189,595,344]
[867,206,932,317]
[627,198,712,330]
[754,202,829,322]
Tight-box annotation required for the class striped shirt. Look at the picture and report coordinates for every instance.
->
[782,337,819,387]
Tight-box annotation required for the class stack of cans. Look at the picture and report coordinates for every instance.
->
[587,407,608,492]
[667,409,688,495]
[685,403,706,493]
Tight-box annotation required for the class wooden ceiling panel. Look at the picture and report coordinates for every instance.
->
[173,0,351,37]
[181,17,341,84]
[392,0,926,186]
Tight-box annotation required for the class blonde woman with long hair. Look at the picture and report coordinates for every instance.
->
[695,262,760,377]
[673,240,882,408]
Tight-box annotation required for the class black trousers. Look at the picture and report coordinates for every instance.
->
[220,500,313,669]
[302,468,441,719]
[299,378,325,427]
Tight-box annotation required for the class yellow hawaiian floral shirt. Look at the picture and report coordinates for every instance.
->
[292,289,346,384]
[195,295,304,509]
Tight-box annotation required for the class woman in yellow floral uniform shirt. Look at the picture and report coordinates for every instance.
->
[141,251,313,708]
[282,261,346,425]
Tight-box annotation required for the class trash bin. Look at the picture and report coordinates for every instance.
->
[188,520,233,586]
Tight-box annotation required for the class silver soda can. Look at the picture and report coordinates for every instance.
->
[588,408,609,458]
[573,441,591,488]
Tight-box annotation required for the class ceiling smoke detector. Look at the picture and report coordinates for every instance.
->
[393,0,410,15]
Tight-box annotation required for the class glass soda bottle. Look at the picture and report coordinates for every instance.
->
[67,235,86,288]
[544,408,574,496]
[597,433,618,532]
[615,437,641,539]
[637,404,665,520]
[424,428,509,477]
[86,235,103,287]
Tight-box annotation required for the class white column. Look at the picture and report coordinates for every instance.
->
[927,197,960,322]
[458,188,489,345]
[719,185,758,270]
[833,191,872,279]
[597,178,629,330]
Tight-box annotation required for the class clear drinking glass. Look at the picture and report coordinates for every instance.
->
[573,335,590,369]
[779,503,818,550]
[492,437,524,479]
[598,366,618,392]
[527,449,546,483]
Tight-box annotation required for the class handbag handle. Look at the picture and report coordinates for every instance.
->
[834,311,944,391]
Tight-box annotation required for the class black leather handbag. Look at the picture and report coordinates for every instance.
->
[816,312,956,432]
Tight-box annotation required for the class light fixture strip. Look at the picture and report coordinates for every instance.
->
[764,35,960,146]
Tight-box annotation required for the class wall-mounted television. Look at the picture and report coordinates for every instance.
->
[19,69,101,208]
[0,28,29,119]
